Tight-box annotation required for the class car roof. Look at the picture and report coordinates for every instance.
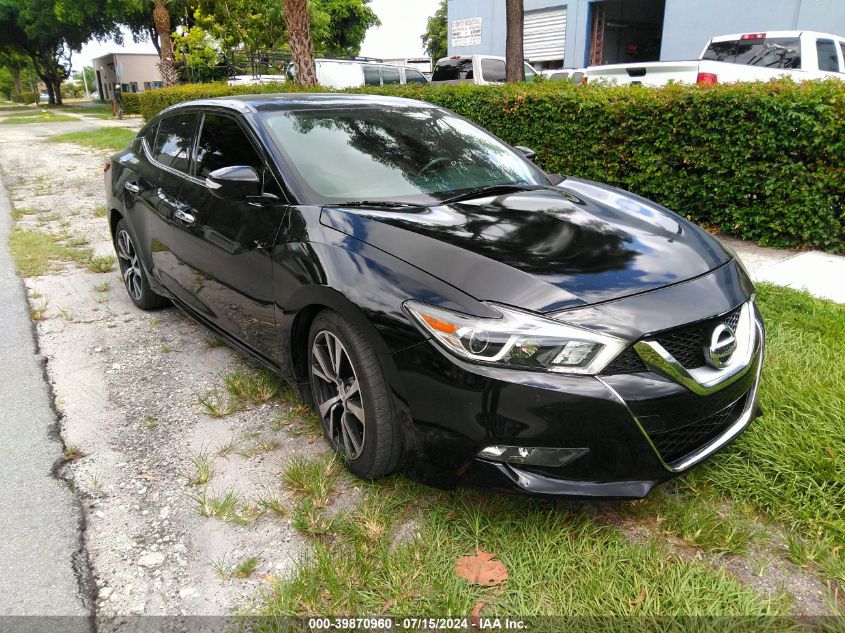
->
[160,93,435,116]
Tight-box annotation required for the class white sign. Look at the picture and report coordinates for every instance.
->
[452,17,482,47]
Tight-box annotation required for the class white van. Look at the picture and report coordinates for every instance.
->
[431,55,539,85]
[286,59,430,89]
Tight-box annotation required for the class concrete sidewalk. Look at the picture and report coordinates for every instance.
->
[0,167,93,624]
[722,237,845,304]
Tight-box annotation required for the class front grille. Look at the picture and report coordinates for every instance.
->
[652,305,743,370]
[648,394,747,464]
[601,304,743,375]
[603,347,647,374]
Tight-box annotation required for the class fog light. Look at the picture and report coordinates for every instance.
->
[477,446,589,468]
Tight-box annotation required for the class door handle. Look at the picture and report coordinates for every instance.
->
[174,207,196,224]
[124,181,141,194]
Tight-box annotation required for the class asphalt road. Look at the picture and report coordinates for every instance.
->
[0,159,93,626]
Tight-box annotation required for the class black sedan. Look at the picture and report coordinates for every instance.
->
[105,94,764,498]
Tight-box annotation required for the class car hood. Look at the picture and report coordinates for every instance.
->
[319,178,732,312]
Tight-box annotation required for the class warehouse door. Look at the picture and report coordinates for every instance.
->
[524,7,567,69]
[588,0,665,66]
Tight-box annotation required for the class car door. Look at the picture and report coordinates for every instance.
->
[168,110,287,353]
[120,115,194,281]
[136,111,201,292]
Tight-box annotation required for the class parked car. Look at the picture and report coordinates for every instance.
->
[226,74,285,86]
[581,30,845,86]
[105,94,764,498]
[286,59,429,89]
[431,55,539,85]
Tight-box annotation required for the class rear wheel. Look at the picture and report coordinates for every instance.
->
[308,311,402,478]
[114,219,168,310]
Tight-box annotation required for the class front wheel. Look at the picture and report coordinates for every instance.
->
[114,219,169,310]
[308,311,402,478]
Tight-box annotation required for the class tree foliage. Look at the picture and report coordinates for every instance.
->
[421,0,447,61]
[0,0,121,103]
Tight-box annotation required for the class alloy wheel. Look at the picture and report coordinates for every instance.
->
[116,229,143,302]
[310,330,366,461]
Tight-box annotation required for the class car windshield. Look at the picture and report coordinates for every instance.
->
[260,107,546,204]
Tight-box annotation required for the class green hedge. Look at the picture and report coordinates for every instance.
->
[123,92,140,115]
[138,80,845,252]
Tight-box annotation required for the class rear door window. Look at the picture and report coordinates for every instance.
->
[153,113,197,174]
[381,67,401,85]
[481,59,506,82]
[363,65,381,86]
[432,59,474,81]
[816,39,840,72]
[404,68,428,84]
[703,37,801,69]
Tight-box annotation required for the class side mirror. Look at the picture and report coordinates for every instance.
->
[206,165,261,200]
[546,173,566,186]
[515,146,536,162]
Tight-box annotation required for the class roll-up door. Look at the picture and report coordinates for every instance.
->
[524,7,567,63]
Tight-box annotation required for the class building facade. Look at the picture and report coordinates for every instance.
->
[92,53,163,101]
[446,0,845,69]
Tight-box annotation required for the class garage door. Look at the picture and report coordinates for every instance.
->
[523,7,567,62]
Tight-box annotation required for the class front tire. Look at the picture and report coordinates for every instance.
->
[114,219,169,310]
[308,311,402,478]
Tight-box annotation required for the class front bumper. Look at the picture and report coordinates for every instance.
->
[392,306,764,499]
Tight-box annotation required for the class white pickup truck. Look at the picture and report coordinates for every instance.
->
[579,31,845,86]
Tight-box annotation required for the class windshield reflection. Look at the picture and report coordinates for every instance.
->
[260,107,546,204]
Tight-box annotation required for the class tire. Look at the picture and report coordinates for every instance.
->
[308,310,402,478]
[113,219,169,310]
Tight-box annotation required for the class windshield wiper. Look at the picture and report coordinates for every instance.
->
[438,184,542,205]
[329,200,423,209]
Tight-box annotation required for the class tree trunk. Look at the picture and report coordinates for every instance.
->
[505,0,525,83]
[11,68,22,96]
[153,0,179,85]
[52,79,63,105]
[284,0,317,87]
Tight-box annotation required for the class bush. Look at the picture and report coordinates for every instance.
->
[12,91,36,104]
[136,81,318,120]
[138,80,845,252]
[123,92,140,115]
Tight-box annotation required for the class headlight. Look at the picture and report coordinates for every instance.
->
[404,301,628,375]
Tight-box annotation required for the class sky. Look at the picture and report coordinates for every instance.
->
[71,0,441,72]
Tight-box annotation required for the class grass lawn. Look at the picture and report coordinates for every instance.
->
[0,111,77,124]
[48,128,136,152]
[256,284,843,618]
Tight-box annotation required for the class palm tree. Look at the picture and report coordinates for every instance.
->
[152,0,179,85]
[284,0,317,86]
[505,0,525,82]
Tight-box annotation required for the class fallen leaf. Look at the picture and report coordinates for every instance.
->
[383,598,395,610]
[455,549,508,587]
[470,601,485,627]
[629,587,647,606]
[825,447,835,459]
